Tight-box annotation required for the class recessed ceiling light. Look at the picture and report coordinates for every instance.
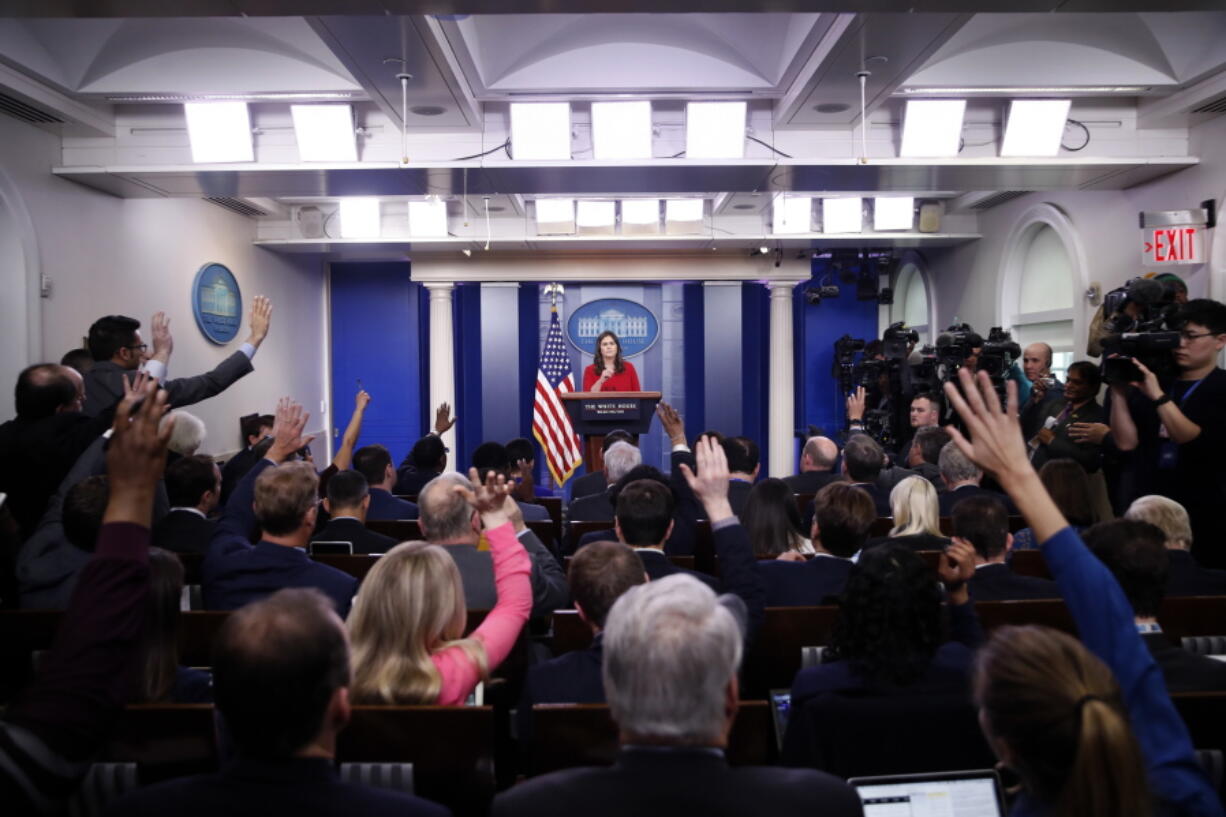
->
[409,105,447,117]
[339,198,381,239]
[813,103,850,114]
[511,103,571,161]
[900,99,966,158]
[184,101,253,163]
[685,101,747,159]
[1000,99,1072,157]
[290,104,357,162]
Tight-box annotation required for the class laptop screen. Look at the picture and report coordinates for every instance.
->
[850,770,1005,817]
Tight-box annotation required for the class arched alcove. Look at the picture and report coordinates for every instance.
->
[890,251,935,346]
[0,169,41,421]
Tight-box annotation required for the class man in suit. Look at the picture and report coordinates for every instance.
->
[783,436,840,495]
[1026,361,1104,474]
[517,540,647,742]
[952,495,1059,601]
[837,434,892,517]
[1086,520,1226,692]
[720,436,759,516]
[615,478,718,591]
[310,470,396,555]
[108,588,447,817]
[758,482,870,606]
[219,412,273,505]
[493,574,861,817]
[1019,342,1064,438]
[353,444,419,521]
[567,441,641,521]
[418,471,568,619]
[937,441,1016,516]
[472,441,551,521]
[0,363,113,539]
[152,454,220,555]
[1125,495,1226,596]
[82,295,272,418]
[904,425,950,490]
[569,430,635,500]
[203,400,358,617]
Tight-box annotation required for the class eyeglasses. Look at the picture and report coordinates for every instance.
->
[125,343,148,352]
[1178,331,1218,343]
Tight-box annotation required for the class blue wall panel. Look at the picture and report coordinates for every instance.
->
[453,283,484,471]
[741,282,771,475]
[682,283,706,440]
[329,263,422,464]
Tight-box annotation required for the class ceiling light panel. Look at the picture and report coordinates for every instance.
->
[873,196,914,231]
[576,201,616,235]
[823,198,863,234]
[408,200,449,237]
[290,104,357,162]
[535,199,576,234]
[622,199,661,235]
[899,99,966,158]
[1000,99,1072,158]
[338,198,381,239]
[184,101,253,163]
[665,199,704,235]
[772,196,812,235]
[591,101,653,160]
[511,103,572,161]
[685,101,747,160]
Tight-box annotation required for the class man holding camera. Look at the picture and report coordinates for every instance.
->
[1108,299,1226,569]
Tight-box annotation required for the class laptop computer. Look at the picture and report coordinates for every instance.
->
[849,769,1006,817]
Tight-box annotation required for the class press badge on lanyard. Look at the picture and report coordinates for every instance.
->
[1158,379,1204,469]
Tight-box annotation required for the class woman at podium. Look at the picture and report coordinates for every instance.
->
[582,330,641,392]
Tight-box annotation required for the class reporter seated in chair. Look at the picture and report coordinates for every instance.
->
[353,444,419,521]
[153,454,221,555]
[866,475,950,553]
[310,470,397,555]
[951,495,1058,601]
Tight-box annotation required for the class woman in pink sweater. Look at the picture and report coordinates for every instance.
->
[348,469,532,705]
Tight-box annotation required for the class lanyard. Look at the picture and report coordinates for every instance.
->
[1175,377,1204,407]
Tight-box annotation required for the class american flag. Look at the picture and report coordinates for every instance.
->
[533,307,583,486]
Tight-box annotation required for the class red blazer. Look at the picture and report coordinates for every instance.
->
[583,361,641,392]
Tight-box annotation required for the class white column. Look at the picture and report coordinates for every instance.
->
[767,281,795,478]
[426,282,456,451]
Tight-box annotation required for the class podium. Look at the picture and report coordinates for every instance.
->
[560,391,662,473]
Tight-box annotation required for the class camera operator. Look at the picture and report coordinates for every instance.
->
[1020,343,1063,437]
[1027,361,1104,474]
[1107,299,1226,569]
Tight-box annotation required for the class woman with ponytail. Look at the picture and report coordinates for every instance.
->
[944,369,1221,817]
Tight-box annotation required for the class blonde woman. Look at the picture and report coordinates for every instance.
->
[348,468,531,705]
[876,475,949,552]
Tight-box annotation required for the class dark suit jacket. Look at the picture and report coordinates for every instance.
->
[518,635,606,743]
[567,489,615,522]
[866,532,951,553]
[366,488,419,521]
[728,479,753,516]
[0,410,113,539]
[1020,377,1065,438]
[782,471,840,495]
[938,484,1016,516]
[911,461,943,489]
[1029,398,1105,474]
[203,460,358,617]
[969,563,1060,601]
[518,500,551,522]
[756,556,853,606]
[570,469,606,500]
[637,549,718,591]
[310,517,397,555]
[220,445,263,506]
[1142,632,1226,692]
[440,529,569,619]
[82,352,253,417]
[492,747,862,817]
[392,466,439,498]
[152,509,216,555]
[1166,550,1226,596]
[106,756,448,817]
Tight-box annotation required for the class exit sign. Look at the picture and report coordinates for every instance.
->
[1143,226,1204,266]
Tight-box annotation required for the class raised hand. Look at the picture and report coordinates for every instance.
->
[150,311,173,362]
[455,467,512,528]
[266,397,314,464]
[937,540,977,604]
[104,378,173,527]
[121,369,153,400]
[434,402,456,434]
[942,369,1030,486]
[846,385,866,422]
[354,389,371,412]
[246,295,273,348]
[656,401,686,446]
[678,435,734,523]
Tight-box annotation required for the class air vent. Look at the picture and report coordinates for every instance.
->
[205,197,269,218]
[0,91,62,124]
[1191,95,1226,114]
[969,191,1028,211]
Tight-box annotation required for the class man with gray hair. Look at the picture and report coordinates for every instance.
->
[418,471,568,618]
[1126,495,1226,596]
[567,440,641,521]
[937,441,1015,516]
[494,572,861,817]
[783,435,840,495]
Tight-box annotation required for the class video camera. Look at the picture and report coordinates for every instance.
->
[1099,277,1183,385]
[831,323,923,449]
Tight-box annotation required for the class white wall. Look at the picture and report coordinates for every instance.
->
[928,112,1226,353]
[0,114,329,457]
